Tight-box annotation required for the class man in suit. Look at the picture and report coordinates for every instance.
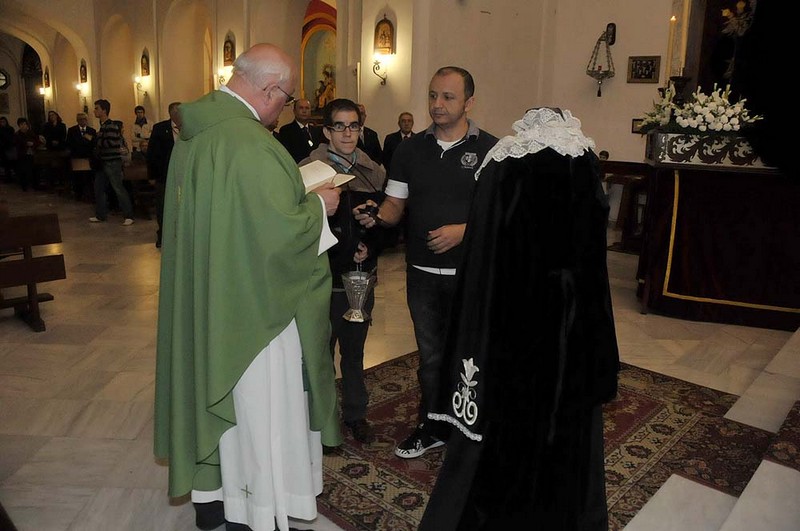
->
[382,111,414,174]
[278,98,321,162]
[356,103,383,164]
[66,112,96,200]
[147,101,181,248]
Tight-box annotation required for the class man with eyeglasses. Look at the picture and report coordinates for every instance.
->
[300,98,387,446]
[355,66,498,461]
[278,97,322,162]
[155,43,342,531]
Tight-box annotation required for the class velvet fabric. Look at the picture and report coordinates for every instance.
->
[421,148,619,530]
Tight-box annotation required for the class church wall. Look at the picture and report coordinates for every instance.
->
[426,0,547,138]
[356,0,670,163]
[51,35,80,129]
[249,0,309,130]
[0,36,26,123]
[97,16,137,140]
[546,0,671,161]
[2,0,675,162]
[358,0,416,137]
[159,1,213,116]
[217,0,246,71]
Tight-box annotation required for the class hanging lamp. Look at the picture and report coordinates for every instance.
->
[586,24,616,97]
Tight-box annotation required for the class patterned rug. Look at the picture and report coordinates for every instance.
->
[319,353,772,531]
[764,400,800,473]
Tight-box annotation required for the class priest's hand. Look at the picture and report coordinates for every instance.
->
[313,182,341,216]
[426,224,466,254]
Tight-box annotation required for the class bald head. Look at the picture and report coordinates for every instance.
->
[226,43,297,127]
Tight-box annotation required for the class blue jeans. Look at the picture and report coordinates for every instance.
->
[406,266,458,427]
[94,158,133,219]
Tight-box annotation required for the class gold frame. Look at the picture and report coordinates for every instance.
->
[374,16,394,55]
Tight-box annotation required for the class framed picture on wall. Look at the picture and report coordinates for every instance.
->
[631,118,646,134]
[627,56,660,83]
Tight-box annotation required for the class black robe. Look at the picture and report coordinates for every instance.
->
[420,148,620,531]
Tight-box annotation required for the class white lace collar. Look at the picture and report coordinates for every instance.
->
[475,108,595,179]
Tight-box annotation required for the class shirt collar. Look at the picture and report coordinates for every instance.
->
[219,85,260,121]
[424,118,480,141]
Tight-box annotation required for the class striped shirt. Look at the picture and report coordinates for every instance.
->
[96,119,123,161]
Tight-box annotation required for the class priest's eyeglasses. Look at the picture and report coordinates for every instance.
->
[326,122,362,133]
[273,85,295,107]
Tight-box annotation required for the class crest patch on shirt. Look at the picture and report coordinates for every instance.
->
[460,152,478,169]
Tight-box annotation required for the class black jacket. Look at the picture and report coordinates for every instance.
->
[66,125,97,159]
[357,126,383,165]
[278,121,322,163]
[382,130,414,174]
[146,119,176,184]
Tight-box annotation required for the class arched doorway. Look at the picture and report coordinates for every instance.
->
[302,1,336,119]
[21,45,44,133]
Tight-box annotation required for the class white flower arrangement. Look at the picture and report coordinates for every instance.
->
[641,85,676,130]
[640,83,761,134]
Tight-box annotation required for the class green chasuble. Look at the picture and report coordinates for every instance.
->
[154,90,342,497]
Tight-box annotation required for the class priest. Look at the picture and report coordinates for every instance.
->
[154,43,342,531]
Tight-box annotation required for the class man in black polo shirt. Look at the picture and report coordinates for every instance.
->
[355,66,498,459]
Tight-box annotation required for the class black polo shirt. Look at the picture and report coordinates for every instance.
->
[389,119,498,269]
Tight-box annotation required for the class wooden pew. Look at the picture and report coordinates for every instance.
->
[600,160,650,254]
[0,212,67,331]
[123,158,156,219]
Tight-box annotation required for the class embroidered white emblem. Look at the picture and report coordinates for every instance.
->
[460,152,478,169]
[452,357,479,425]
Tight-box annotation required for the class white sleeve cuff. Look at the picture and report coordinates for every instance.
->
[315,194,337,255]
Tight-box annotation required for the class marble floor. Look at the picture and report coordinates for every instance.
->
[0,181,798,530]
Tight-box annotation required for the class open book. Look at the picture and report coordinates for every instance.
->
[299,160,355,192]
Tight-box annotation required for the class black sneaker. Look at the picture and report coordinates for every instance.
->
[345,419,375,444]
[394,425,444,459]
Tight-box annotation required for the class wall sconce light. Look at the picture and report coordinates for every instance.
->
[372,57,388,86]
[134,76,148,96]
[38,86,46,96]
[372,14,394,86]
[218,66,232,86]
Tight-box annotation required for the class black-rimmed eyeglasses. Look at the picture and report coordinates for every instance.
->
[273,85,295,107]
[326,122,362,133]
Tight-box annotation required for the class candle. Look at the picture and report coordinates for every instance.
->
[679,0,691,72]
[666,15,676,79]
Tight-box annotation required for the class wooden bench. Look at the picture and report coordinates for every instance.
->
[600,160,650,254]
[0,211,67,331]
[123,159,156,219]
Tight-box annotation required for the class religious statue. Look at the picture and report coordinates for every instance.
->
[316,64,336,110]
[223,38,235,66]
[141,53,150,77]
[373,17,394,55]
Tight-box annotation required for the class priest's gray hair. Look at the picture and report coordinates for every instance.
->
[232,53,290,87]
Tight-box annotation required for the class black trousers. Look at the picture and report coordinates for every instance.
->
[329,289,374,423]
